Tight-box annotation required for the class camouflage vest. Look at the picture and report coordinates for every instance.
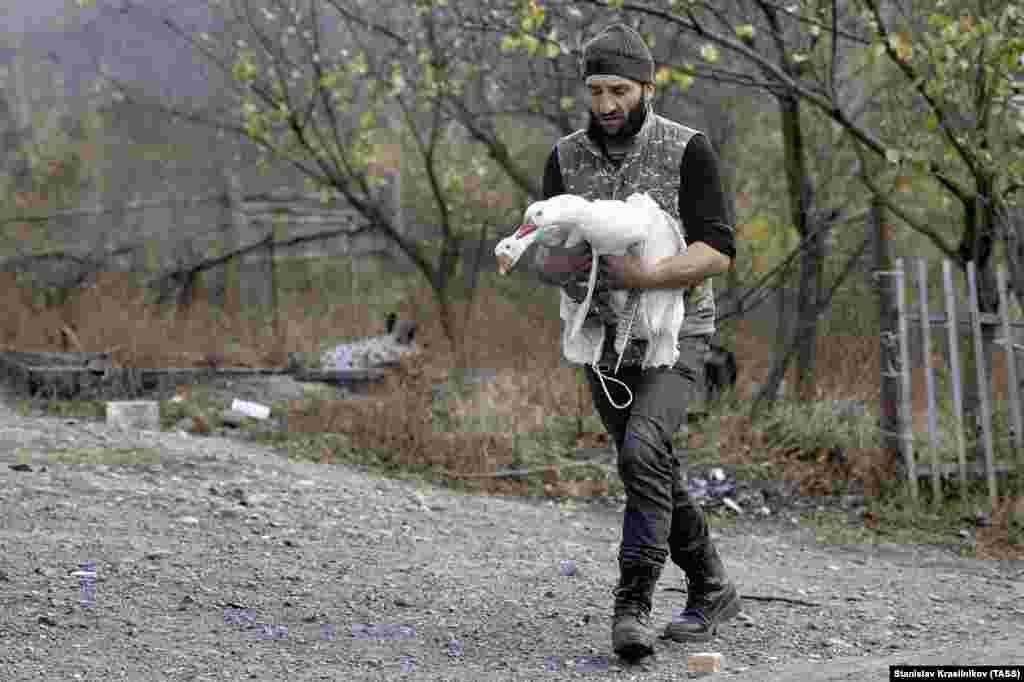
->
[555,109,716,338]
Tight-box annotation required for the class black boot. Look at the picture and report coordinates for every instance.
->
[611,562,662,661]
[664,505,741,643]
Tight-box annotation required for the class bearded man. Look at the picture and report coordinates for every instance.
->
[529,23,741,661]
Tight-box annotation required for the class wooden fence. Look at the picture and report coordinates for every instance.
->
[881,258,1023,509]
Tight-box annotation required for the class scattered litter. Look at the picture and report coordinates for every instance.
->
[722,497,743,514]
[77,563,97,610]
[571,655,609,673]
[445,638,465,659]
[709,467,726,481]
[257,623,289,640]
[350,623,416,640]
[687,477,737,501]
[223,607,256,626]
[542,655,609,673]
[559,559,578,577]
[231,399,270,420]
[399,655,418,673]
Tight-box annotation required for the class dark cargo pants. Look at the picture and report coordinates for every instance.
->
[585,334,722,581]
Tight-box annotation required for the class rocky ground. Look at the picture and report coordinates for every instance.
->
[1,378,1023,681]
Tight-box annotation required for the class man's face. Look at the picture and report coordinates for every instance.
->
[588,77,648,136]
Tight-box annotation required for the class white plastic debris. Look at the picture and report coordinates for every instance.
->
[230,399,270,420]
[722,497,743,514]
[710,467,726,481]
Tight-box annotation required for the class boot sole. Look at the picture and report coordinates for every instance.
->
[662,590,742,643]
[614,639,655,661]
[613,624,655,660]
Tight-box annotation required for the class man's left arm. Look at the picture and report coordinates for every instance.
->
[603,134,736,290]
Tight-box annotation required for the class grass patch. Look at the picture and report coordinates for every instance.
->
[12,399,106,419]
[17,446,162,466]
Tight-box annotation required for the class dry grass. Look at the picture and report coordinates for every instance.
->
[3,266,1021,557]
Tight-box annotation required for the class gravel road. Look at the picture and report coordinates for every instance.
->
[1,407,1022,681]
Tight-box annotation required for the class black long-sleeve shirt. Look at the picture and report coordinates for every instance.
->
[540,132,736,260]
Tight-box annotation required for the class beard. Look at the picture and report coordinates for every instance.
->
[588,96,649,143]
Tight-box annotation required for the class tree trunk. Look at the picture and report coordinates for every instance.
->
[795,224,826,401]
[959,192,1000,467]
[779,92,820,402]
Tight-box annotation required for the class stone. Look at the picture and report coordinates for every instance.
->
[687,652,723,674]
[106,401,160,431]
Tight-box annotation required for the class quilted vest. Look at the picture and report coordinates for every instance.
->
[554,108,717,340]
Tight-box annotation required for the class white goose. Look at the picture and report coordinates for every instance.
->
[495,192,686,408]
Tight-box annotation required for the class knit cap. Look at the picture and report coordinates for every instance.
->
[581,24,655,85]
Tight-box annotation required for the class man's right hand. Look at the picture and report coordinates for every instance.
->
[536,242,593,302]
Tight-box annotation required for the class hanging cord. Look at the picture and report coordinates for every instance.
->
[591,364,634,410]
[588,239,648,410]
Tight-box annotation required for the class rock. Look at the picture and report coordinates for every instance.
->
[37,615,59,627]
[974,511,992,528]
[722,497,743,514]
[145,550,171,561]
[177,516,200,526]
[710,467,726,481]
[106,401,160,431]
[9,463,33,472]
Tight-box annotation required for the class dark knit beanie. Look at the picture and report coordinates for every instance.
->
[581,24,655,85]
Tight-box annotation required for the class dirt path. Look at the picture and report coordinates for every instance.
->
[1,410,1022,681]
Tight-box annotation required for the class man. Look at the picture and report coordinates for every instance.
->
[530,23,741,661]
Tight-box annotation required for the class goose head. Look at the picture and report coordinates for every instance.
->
[495,195,590,275]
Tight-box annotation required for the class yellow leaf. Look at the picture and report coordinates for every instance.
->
[700,44,720,64]
[655,66,672,83]
[735,24,756,42]
[888,32,914,62]
[894,175,912,193]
